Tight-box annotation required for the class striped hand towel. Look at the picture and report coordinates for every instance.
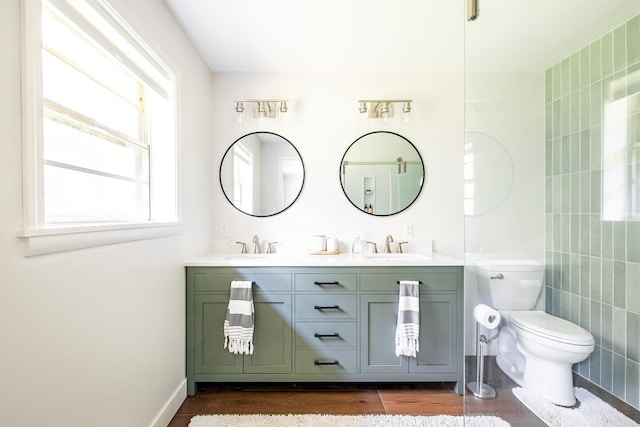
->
[395,280,420,357]
[223,280,254,355]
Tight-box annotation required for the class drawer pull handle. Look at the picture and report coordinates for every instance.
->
[314,360,339,366]
[314,281,341,286]
[314,332,340,338]
[314,305,340,310]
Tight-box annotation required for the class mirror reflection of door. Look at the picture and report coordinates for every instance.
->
[279,157,304,212]
[220,132,305,217]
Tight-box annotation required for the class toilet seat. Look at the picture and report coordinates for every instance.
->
[511,311,594,346]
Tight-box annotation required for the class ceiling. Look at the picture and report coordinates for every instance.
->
[162,0,639,73]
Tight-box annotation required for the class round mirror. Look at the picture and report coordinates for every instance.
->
[464,132,514,216]
[220,132,305,217]
[340,131,425,216]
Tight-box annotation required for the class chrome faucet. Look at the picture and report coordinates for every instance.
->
[236,241,248,254]
[266,241,278,254]
[384,235,394,253]
[252,235,261,253]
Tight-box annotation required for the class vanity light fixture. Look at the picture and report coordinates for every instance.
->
[358,99,412,119]
[235,99,289,119]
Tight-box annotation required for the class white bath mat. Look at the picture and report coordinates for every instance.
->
[513,386,639,426]
[188,414,510,427]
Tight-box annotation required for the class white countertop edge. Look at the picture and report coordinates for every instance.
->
[184,252,464,267]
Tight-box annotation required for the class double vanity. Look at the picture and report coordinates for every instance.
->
[190,130,464,394]
[185,253,463,395]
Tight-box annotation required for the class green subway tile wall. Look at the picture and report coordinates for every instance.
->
[545,15,640,410]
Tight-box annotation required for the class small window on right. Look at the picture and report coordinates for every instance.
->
[602,69,640,221]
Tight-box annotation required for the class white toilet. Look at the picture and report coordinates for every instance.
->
[477,259,595,406]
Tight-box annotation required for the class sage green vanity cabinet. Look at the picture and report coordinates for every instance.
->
[293,271,358,376]
[193,293,292,375]
[186,268,293,394]
[361,294,458,375]
[186,265,462,395]
[360,269,460,377]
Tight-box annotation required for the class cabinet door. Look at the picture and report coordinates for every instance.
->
[410,294,458,374]
[360,294,408,374]
[244,294,292,374]
[194,294,242,374]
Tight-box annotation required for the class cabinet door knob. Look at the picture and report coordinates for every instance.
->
[314,360,339,366]
[314,305,340,310]
[314,332,340,338]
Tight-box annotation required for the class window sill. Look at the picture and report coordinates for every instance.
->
[17,222,183,256]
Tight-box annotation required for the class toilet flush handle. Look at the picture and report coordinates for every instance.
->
[490,273,504,280]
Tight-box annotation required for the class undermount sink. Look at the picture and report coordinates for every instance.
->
[363,252,432,260]
[223,253,281,260]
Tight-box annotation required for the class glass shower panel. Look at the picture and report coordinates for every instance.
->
[463,0,640,422]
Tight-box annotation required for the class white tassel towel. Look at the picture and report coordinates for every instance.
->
[223,280,254,355]
[396,280,420,357]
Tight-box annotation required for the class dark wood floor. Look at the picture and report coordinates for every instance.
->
[169,357,640,427]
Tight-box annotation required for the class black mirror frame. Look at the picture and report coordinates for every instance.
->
[339,131,425,217]
[219,131,306,217]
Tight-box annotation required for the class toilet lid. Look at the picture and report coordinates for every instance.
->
[511,311,594,346]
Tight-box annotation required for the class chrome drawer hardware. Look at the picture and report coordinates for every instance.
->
[314,360,339,366]
[314,305,340,310]
[314,281,341,286]
[490,274,504,280]
[314,332,340,338]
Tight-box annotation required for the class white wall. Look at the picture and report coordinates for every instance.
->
[464,72,546,355]
[210,72,465,258]
[0,0,212,426]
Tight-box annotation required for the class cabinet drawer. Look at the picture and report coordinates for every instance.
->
[360,271,459,292]
[295,349,357,374]
[193,272,292,292]
[295,273,357,292]
[295,295,357,320]
[295,321,357,348]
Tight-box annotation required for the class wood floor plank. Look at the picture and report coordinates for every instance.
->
[378,389,463,416]
[176,390,386,416]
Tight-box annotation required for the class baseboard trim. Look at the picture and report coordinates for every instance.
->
[149,378,187,427]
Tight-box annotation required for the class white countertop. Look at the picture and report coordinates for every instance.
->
[185,252,464,267]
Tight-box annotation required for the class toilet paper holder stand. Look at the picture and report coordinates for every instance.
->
[466,315,499,399]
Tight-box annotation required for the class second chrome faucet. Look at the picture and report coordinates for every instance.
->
[365,235,409,254]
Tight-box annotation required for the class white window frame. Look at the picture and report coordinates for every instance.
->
[18,0,181,256]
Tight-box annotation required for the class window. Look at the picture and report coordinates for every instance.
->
[20,0,179,254]
[602,69,640,221]
[232,143,254,212]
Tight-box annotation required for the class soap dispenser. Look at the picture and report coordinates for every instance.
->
[352,236,361,254]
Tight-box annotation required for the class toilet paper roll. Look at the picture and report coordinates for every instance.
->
[473,304,501,330]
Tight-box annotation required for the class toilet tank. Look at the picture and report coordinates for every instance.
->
[476,259,545,310]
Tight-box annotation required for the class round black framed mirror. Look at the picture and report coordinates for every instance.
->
[340,131,425,216]
[220,132,305,217]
